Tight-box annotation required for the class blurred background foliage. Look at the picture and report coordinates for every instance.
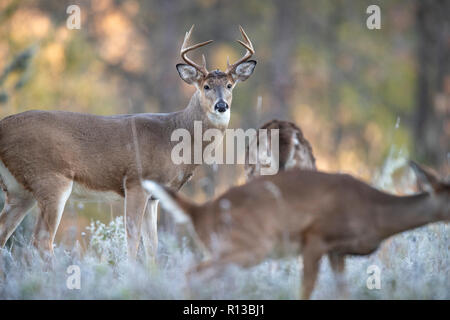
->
[0,0,448,245]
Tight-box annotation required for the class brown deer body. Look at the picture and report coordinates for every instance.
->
[0,26,256,259]
[144,162,449,299]
[245,119,316,179]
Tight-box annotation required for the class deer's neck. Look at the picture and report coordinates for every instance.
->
[175,91,229,133]
[376,193,441,239]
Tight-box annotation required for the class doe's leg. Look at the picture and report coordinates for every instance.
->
[32,178,73,254]
[124,184,149,259]
[0,193,36,248]
[186,244,271,296]
[328,252,348,299]
[301,235,326,300]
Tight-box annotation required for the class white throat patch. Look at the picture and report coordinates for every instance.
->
[207,109,230,127]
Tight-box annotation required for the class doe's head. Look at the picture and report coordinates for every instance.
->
[176,25,256,121]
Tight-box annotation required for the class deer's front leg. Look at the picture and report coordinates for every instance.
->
[141,199,159,262]
[124,184,149,259]
[300,234,327,300]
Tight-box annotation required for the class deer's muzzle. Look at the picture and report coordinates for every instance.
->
[214,100,229,113]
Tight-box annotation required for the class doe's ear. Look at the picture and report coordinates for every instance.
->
[230,60,256,82]
[409,160,441,193]
[176,63,203,85]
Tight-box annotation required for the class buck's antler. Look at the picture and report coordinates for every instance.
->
[226,26,255,74]
[180,25,213,76]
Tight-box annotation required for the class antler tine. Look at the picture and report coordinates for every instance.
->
[237,40,253,53]
[226,26,255,74]
[239,25,254,52]
[180,25,213,75]
[202,54,207,70]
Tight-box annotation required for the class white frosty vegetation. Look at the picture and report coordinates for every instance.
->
[0,150,448,299]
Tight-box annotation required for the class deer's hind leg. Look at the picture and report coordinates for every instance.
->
[0,162,37,248]
[328,252,348,299]
[188,241,272,283]
[31,176,73,254]
[0,192,36,248]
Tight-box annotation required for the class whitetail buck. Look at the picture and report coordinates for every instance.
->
[143,161,449,299]
[0,26,256,259]
[245,119,316,179]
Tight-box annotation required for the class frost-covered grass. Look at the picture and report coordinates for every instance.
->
[0,153,448,299]
[0,221,448,299]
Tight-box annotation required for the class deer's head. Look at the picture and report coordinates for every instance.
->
[176,26,256,126]
[410,161,450,221]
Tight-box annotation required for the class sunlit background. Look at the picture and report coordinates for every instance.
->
[0,0,448,248]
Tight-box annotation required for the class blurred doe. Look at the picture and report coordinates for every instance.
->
[245,119,316,179]
[143,161,449,299]
[0,26,256,260]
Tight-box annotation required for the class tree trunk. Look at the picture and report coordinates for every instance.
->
[414,0,450,167]
[267,0,300,121]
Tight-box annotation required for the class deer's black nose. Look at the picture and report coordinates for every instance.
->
[214,101,229,113]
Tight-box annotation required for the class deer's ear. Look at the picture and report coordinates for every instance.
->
[176,64,203,84]
[409,161,441,193]
[230,60,256,82]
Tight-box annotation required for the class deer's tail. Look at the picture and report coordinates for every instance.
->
[142,180,196,224]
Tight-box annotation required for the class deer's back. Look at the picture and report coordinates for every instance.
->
[267,170,389,255]
[199,169,387,255]
[0,110,178,194]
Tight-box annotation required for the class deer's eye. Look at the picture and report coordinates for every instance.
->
[203,85,210,90]
[227,83,232,89]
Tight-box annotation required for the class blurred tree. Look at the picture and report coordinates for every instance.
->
[414,0,449,167]
[268,0,300,120]
[0,45,38,104]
